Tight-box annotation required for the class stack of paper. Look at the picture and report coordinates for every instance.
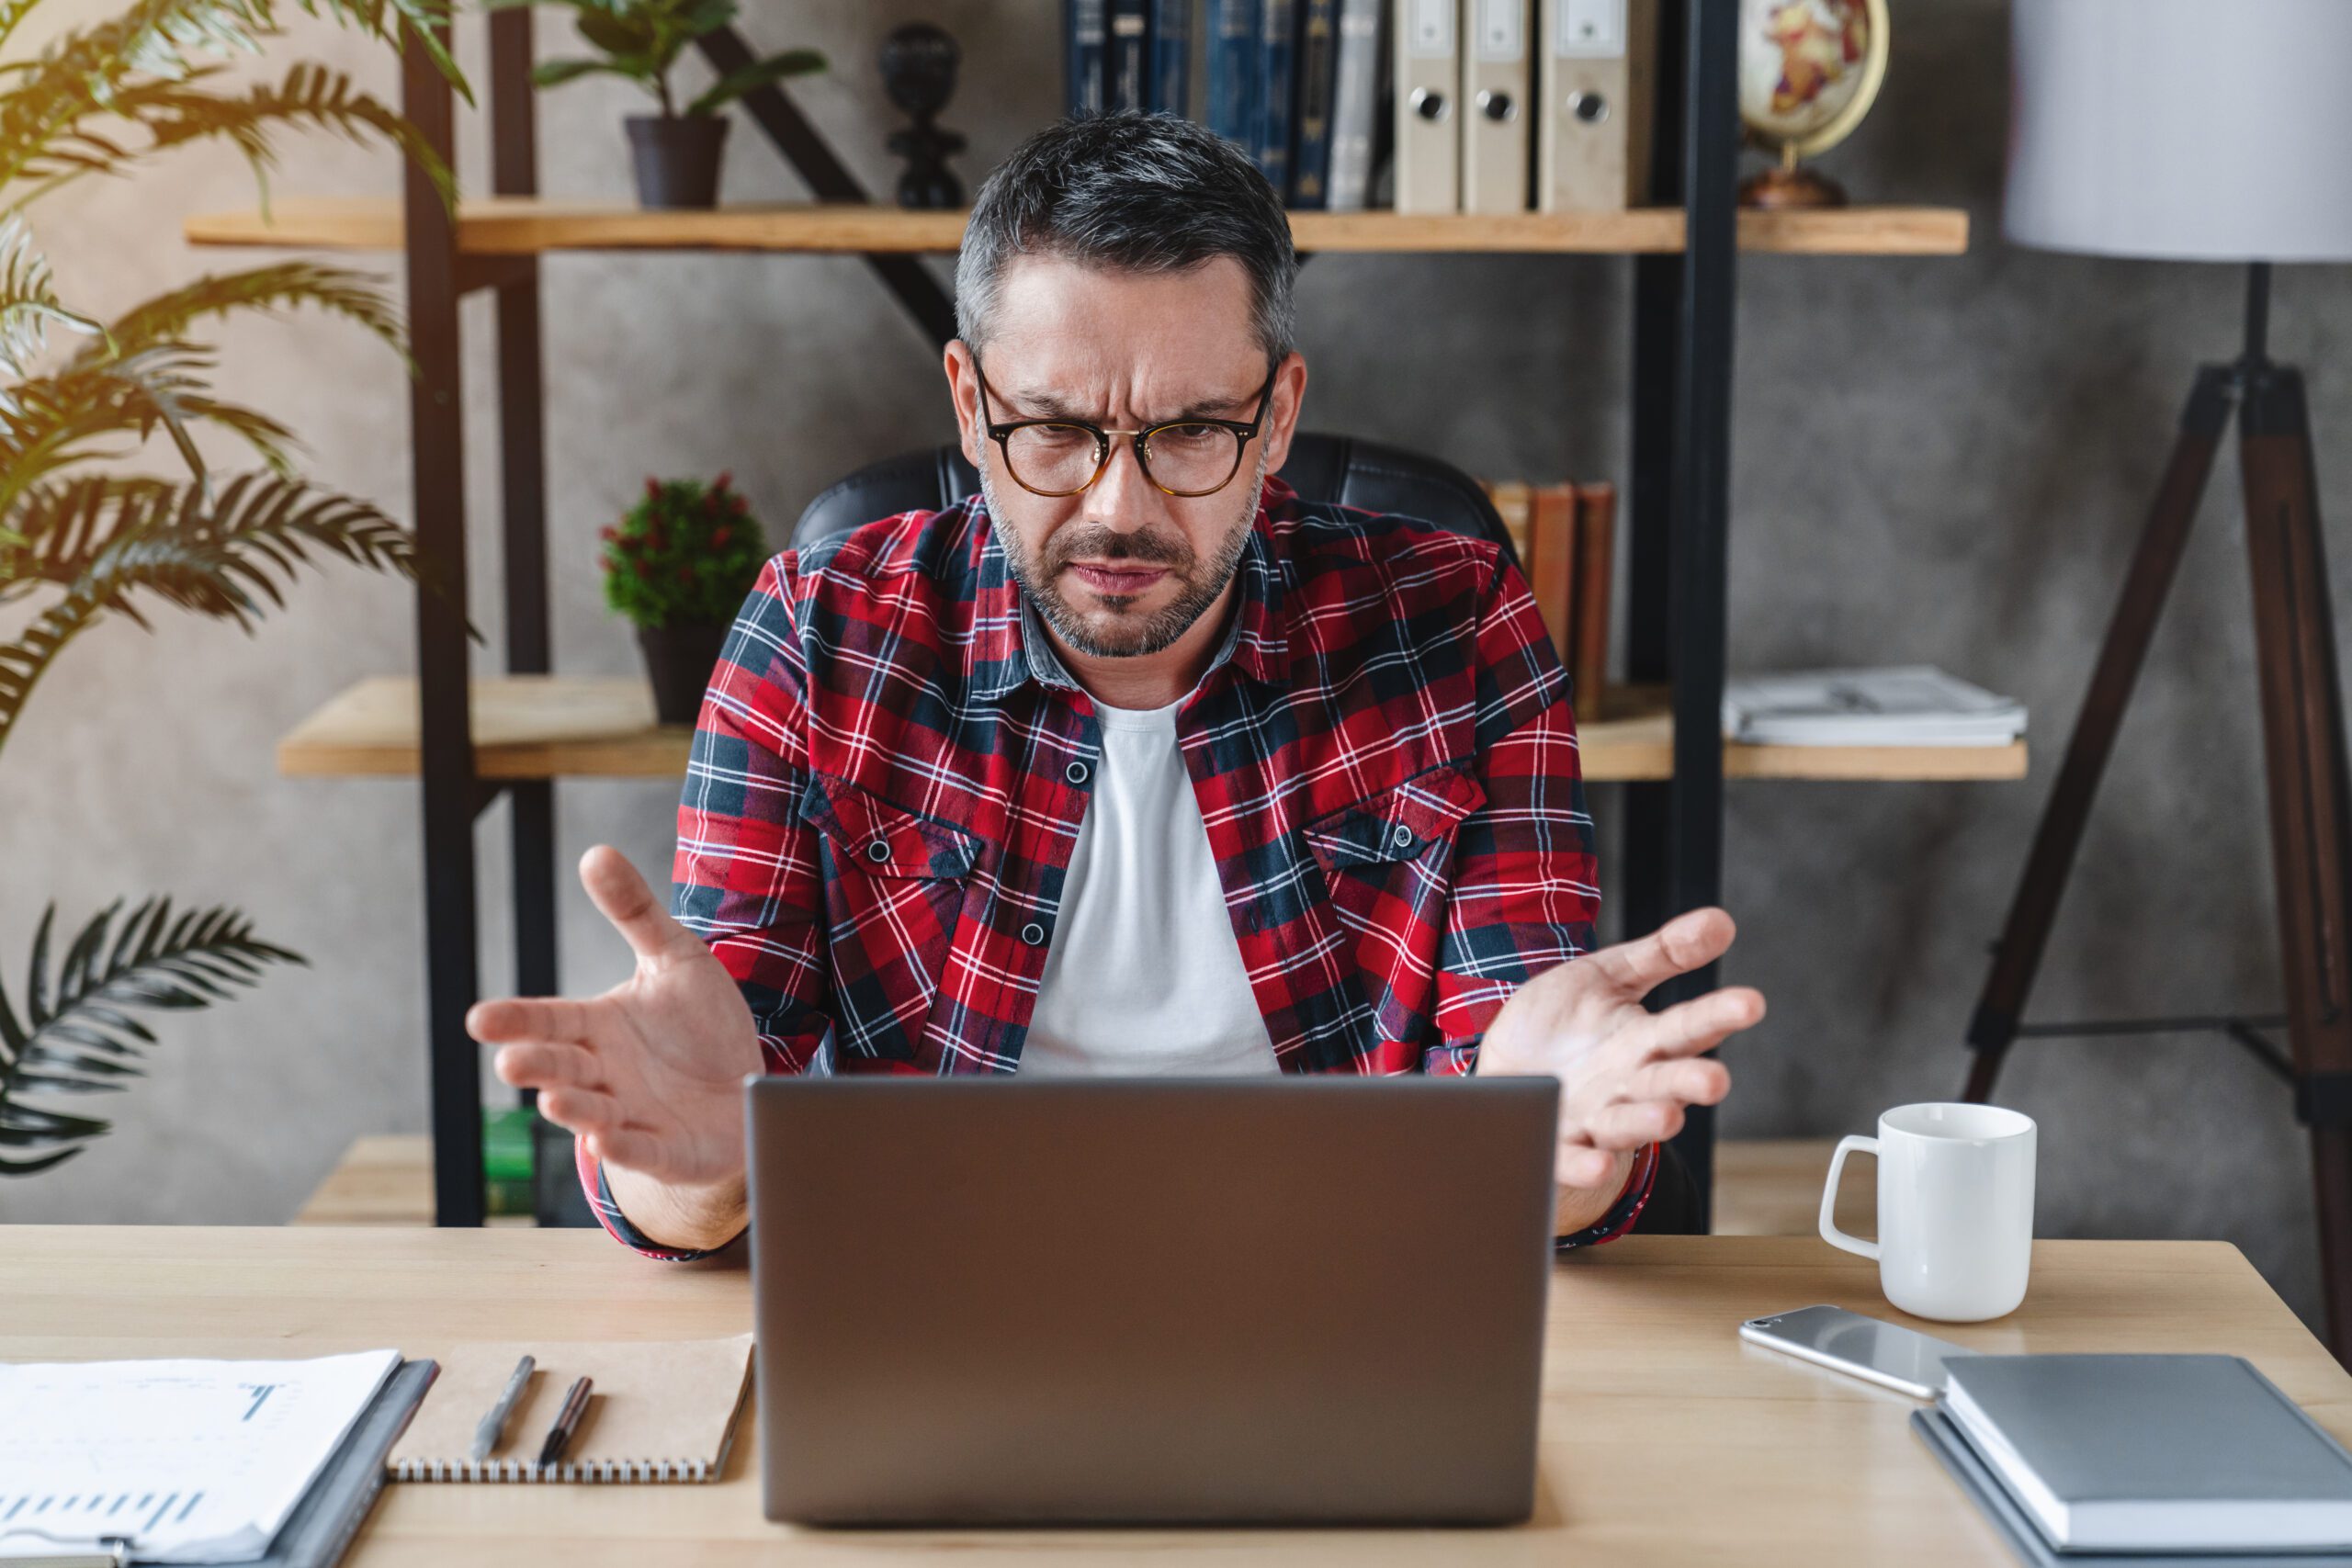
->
[1724,666,2027,748]
[0,1350,401,1564]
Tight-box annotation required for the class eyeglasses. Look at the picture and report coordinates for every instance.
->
[973,355,1279,499]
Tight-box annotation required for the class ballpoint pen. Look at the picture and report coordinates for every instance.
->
[536,1375,594,1470]
[469,1353,535,1464]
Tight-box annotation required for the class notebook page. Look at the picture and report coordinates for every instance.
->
[0,1349,400,1564]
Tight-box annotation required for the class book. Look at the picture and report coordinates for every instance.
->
[1288,0,1340,207]
[1147,0,1192,115]
[1067,0,1108,117]
[1940,1354,2352,1553]
[386,1336,752,1483]
[1527,481,1577,665]
[1917,1404,2352,1568]
[1484,479,1533,571]
[1107,0,1149,111]
[1723,667,2027,747]
[1324,0,1384,211]
[1255,0,1298,196]
[1572,480,1614,715]
[1205,0,1261,150]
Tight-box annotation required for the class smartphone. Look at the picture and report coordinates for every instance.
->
[1736,1304,1977,1399]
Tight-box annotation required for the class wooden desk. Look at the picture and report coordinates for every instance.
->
[5,1228,2341,1565]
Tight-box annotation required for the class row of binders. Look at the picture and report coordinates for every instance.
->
[1064,0,1655,213]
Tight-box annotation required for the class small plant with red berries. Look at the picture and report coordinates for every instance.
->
[599,472,767,629]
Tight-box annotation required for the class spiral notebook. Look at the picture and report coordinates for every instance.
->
[385,1336,752,1483]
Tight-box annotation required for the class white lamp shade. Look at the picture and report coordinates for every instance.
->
[2006,0,2352,263]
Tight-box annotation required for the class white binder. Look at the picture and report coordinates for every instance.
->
[1394,0,1461,214]
[1463,0,1532,214]
[1536,0,1657,213]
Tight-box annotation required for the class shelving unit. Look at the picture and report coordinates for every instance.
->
[191,4,1993,1226]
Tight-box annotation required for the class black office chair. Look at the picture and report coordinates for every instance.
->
[788,433,1702,1237]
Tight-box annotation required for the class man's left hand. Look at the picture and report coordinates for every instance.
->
[1474,908,1766,1230]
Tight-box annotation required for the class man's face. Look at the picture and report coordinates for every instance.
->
[946,255,1303,660]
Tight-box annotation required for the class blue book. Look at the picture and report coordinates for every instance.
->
[1148,0,1192,116]
[1287,0,1338,207]
[1107,0,1148,110]
[1204,0,1259,150]
[1255,0,1296,197]
[1067,0,1106,117]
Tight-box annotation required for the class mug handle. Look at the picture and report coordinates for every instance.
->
[1819,1134,1880,1260]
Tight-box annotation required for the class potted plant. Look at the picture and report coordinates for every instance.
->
[0,0,466,1169]
[489,0,824,209]
[602,473,766,724]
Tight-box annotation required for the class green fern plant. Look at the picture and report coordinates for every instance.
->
[0,0,471,1173]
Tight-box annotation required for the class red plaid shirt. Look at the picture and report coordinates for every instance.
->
[582,474,1657,1257]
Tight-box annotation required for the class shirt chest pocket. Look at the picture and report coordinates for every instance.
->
[1301,762,1487,877]
[797,772,983,1058]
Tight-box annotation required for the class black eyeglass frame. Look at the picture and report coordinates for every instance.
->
[972,354,1282,499]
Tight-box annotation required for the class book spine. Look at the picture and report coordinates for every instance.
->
[1255,0,1297,197]
[1067,0,1108,117]
[1528,481,1577,666]
[1324,0,1383,210]
[1148,0,1193,114]
[1205,0,1261,149]
[1108,0,1149,111]
[1288,0,1340,208]
[1574,480,1615,714]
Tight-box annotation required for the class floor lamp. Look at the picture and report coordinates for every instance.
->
[1960,0,2352,1356]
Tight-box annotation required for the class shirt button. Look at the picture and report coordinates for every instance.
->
[1066,760,1090,785]
[865,839,890,863]
[1021,921,1047,946]
[1391,824,1415,849]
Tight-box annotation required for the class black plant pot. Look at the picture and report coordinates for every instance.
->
[626,114,729,209]
[637,622,729,725]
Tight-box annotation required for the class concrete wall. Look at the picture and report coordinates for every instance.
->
[4,0,2340,1329]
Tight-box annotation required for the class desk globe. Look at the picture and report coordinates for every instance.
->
[1737,0,1890,208]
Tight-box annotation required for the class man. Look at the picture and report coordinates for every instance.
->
[472,112,1767,1258]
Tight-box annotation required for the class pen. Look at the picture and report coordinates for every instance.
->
[469,1353,535,1463]
[536,1375,594,1470]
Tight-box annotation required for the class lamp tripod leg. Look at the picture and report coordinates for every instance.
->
[1959,367,2236,1103]
[2238,360,2352,1361]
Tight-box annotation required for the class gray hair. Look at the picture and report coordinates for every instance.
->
[954,110,1299,363]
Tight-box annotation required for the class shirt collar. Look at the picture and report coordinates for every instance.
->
[968,475,1293,703]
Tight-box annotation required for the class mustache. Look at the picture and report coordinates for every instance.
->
[1045,524,1190,571]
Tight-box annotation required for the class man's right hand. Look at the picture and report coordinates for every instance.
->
[468,844,762,1249]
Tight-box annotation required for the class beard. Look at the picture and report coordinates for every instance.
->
[981,442,1267,660]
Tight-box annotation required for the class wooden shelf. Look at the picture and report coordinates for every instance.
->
[187,196,1969,258]
[276,674,2025,784]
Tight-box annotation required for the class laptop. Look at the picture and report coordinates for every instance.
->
[748,1076,1561,1527]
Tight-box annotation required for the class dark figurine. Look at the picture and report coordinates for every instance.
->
[880,22,966,209]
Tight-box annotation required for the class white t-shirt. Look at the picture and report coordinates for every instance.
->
[1020,694,1281,1076]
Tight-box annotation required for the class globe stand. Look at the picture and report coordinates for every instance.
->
[1739,143,1847,209]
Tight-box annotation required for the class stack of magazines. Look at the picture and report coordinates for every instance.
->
[1913,1354,2352,1567]
[1723,666,2027,748]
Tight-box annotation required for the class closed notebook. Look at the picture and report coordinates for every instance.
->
[387,1336,752,1483]
[1941,1354,2352,1552]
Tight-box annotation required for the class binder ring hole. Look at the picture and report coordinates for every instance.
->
[1570,91,1610,125]
[1410,86,1450,121]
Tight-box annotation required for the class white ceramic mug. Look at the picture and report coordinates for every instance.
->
[1818,1101,2038,1322]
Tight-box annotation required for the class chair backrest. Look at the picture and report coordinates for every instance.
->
[789,433,1515,567]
